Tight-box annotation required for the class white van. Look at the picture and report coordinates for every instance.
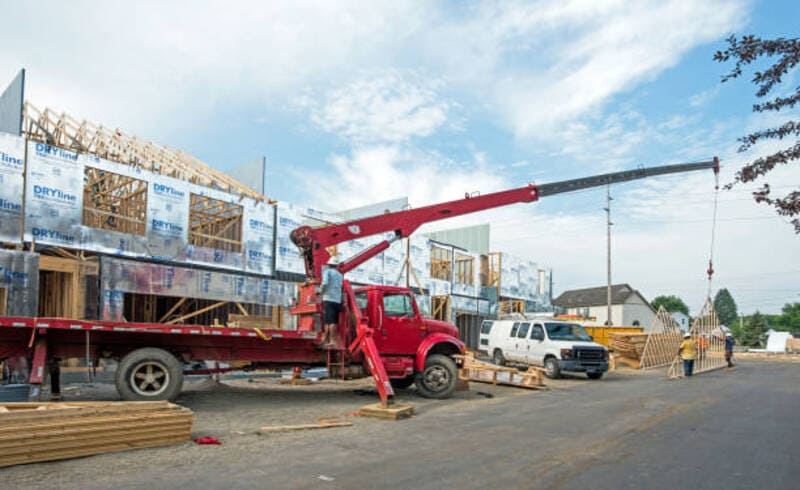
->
[479,319,609,379]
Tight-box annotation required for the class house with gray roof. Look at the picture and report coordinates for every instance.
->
[553,283,657,331]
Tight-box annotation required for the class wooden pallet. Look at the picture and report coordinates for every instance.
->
[454,354,545,390]
[358,403,415,420]
[0,401,193,467]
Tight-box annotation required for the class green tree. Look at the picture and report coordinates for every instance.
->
[714,35,800,232]
[740,311,768,347]
[774,303,800,333]
[651,295,689,315]
[713,288,738,327]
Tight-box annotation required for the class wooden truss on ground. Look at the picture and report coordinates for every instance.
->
[639,306,683,369]
[22,102,271,202]
[667,297,727,378]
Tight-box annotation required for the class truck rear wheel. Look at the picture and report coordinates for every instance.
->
[415,354,458,399]
[115,348,183,401]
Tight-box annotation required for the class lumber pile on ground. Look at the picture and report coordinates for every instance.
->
[454,354,545,390]
[0,401,193,467]
[608,332,649,368]
[787,338,800,353]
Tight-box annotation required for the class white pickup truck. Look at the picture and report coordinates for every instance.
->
[479,319,609,379]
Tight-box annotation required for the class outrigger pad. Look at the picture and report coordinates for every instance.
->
[358,402,414,420]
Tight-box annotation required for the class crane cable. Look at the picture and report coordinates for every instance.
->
[706,157,721,298]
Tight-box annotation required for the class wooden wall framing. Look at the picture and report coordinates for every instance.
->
[432,295,451,321]
[83,166,148,236]
[189,194,244,252]
[37,253,99,320]
[430,246,452,281]
[454,253,474,285]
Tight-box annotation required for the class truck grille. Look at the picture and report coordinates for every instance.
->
[575,348,605,362]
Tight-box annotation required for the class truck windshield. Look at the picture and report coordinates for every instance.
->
[544,323,592,341]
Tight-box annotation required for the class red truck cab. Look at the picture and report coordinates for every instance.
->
[353,285,464,398]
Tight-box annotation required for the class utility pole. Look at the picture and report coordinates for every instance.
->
[604,185,613,326]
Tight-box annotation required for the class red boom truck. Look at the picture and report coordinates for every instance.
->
[0,159,718,406]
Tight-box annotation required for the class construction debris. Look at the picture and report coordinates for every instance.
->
[454,353,545,390]
[0,401,193,467]
[258,420,352,434]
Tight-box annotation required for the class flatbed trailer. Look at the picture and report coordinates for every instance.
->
[0,315,334,400]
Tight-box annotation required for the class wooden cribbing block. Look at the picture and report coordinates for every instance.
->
[358,403,415,420]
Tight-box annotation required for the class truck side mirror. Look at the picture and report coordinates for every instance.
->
[588,335,594,341]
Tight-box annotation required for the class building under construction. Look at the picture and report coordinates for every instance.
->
[0,70,552,349]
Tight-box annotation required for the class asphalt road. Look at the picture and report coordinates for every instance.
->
[7,360,799,489]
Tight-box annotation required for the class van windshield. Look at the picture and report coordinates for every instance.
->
[545,323,592,341]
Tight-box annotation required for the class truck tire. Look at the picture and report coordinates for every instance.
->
[544,356,561,379]
[115,348,184,401]
[415,354,458,399]
[587,372,604,380]
[390,376,416,390]
[492,349,506,367]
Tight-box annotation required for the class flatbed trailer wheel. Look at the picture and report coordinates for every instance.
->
[415,354,458,399]
[115,348,184,401]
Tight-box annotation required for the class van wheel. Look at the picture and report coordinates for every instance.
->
[390,376,416,390]
[492,349,506,366]
[544,357,561,379]
[115,348,183,401]
[415,355,458,399]
[587,372,604,380]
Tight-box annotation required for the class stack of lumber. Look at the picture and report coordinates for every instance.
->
[454,354,545,390]
[787,338,800,353]
[0,401,193,467]
[608,332,649,368]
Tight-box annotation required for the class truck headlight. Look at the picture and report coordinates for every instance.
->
[603,349,609,360]
[560,348,572,359]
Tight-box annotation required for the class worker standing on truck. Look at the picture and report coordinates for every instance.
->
[679,333,697,377]
[320,256,344,348]
[724,332,735,367]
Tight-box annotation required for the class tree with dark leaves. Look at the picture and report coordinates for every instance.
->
[739,310,768,348]
[713,288,738,327]
[714,35,800,232]
[651,294,690,315]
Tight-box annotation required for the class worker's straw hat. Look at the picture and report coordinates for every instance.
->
[683,333,691,338]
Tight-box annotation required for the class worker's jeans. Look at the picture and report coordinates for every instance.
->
[683,359,694,377]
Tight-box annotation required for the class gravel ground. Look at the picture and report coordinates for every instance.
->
[4,361,796,489]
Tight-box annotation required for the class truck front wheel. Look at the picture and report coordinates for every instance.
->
[492,349,506,366]
[415,354,458,399]
[115,348,184,401]
[544,357,561,379]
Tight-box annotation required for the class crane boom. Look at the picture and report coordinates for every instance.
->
[292,157,719,282]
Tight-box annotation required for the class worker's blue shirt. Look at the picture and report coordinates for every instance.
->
[321,267,343,304]
[725,337,735,351]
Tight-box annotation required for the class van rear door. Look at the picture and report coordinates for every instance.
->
[479,320,494,354]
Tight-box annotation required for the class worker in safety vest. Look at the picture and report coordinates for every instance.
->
[678,333,697,377]
[319,255,344,348]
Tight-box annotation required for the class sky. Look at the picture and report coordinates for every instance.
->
[1,0,798,315]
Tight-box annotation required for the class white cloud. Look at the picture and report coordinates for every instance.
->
[298,71,453,143]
